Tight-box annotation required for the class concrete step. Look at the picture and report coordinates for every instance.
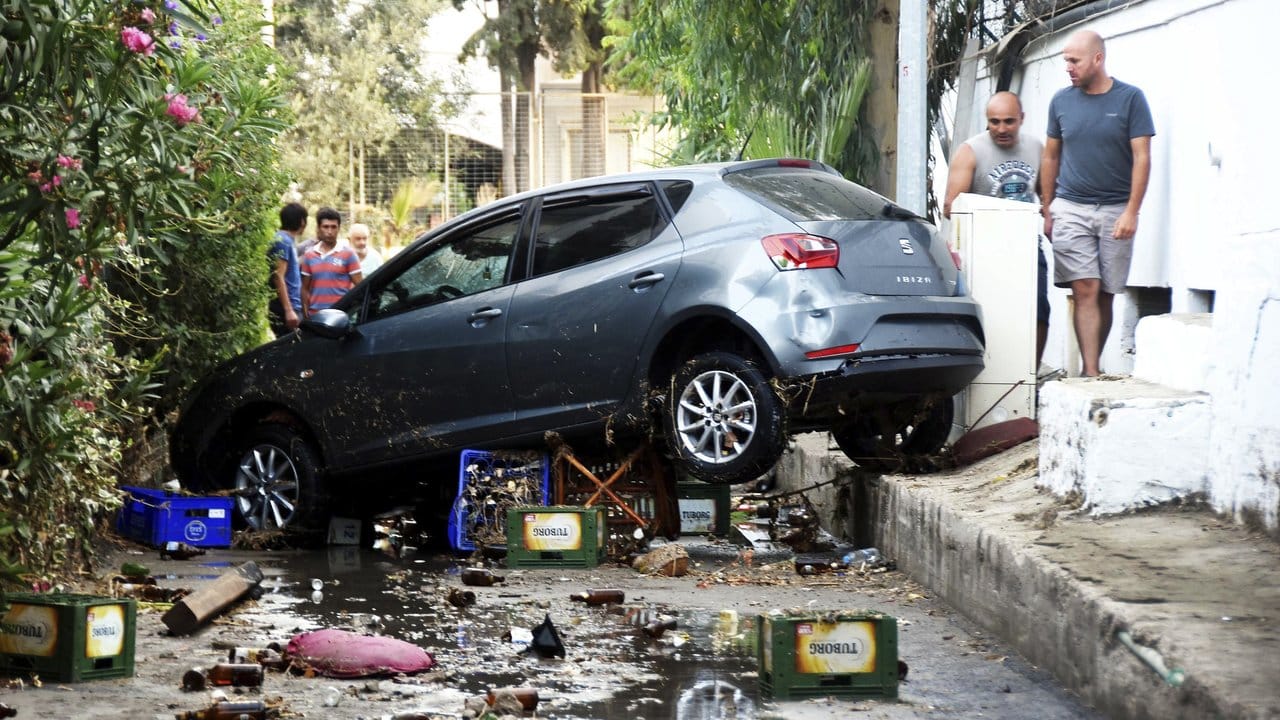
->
[1132,312,1213,393]
[1038,377,1211,514]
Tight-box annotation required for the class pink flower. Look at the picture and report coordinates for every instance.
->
[141,8,156,24]
[56,155,81,170]
[39,175,62,193]
[164,93,200,126]
[72,399,96,412]
[78,274,92,290]
[121,26,156,56]
[65,208,80,229]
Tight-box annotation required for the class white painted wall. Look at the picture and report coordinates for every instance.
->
[951,0,1280,529]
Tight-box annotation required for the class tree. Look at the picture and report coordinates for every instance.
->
[605,0,878,184]
[273,0,458,210]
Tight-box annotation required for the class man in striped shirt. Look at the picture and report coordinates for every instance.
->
[301,207,363,316]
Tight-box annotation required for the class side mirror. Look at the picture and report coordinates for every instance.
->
[302,308,352,339]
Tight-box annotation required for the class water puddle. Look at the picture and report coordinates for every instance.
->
[243,547,762,718]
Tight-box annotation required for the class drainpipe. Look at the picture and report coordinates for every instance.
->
[996,0,1148,91]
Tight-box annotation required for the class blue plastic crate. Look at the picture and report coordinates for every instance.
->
[449,450,549,552]
[116,486,233,548]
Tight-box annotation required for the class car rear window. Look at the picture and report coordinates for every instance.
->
[722,167,888,221]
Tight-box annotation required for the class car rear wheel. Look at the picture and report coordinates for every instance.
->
[663,351,786,484]
[831,397,955,472]
[232,424,324,531]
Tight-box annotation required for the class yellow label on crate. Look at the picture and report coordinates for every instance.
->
[85,604,126,658]
[0,603,58,657]
[794,620,877,674]
[522,512,583,551]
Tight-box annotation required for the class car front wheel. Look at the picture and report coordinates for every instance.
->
[663,351,786,484]
[232,424,324,531]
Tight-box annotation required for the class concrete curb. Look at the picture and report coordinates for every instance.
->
[776,434,1274,720]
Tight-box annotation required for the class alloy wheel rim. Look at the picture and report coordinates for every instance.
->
[675,369,757,464]
[235,443,300,530]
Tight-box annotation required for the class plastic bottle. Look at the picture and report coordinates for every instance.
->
[841,547,882,567]
[568,588,625,605]
[642,617,679,638]
[160,541,207,561]
[460,567,504,587]
[486,687,540,711]
[206,662,265,687]
[173,700,272,720]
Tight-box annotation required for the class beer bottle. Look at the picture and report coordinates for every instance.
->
[568,588,624,605]
[181,667,207,691]
[121,561,152,579]
[460,567,504,587]
[206,662,264,687]
[160,541,207,561]
[228,646,288,671]
[174,700,272,719]
[486,687,540,711]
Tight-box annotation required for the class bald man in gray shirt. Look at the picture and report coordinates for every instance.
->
[1041,30,1155,377]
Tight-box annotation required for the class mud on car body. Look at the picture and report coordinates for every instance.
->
[170,159,984,530]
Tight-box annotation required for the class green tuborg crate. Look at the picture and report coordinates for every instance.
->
[506,506,606,568]
[0,593,136,682]
[758,611,898,700]
[676,480,731,535]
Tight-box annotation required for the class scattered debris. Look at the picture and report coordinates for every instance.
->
[162,561,264,636]
[529,614,565,659]
[446,588,477,608]
[633,544,688,577]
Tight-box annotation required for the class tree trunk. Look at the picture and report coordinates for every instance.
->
[865,0,899,198]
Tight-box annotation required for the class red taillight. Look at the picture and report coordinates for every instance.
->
[762,233,839,270]
[777,159,815,168]
[805,343,861,360]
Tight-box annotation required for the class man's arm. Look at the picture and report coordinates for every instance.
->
[1040,137,1062,237]
[272,258,299,329]
[1113,135,1151,240]
[942,143,977,219]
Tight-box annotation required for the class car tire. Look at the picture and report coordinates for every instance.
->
[231,424,325,531]
[663,351,787,484]
[831,397,955,473]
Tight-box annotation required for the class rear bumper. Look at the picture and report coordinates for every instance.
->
[782,352,984,423]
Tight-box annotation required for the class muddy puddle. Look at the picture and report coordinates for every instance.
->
[211,546,764,718]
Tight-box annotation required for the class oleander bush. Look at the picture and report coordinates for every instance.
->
[0,0,289,584]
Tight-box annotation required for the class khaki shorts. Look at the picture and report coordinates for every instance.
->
[1049,197,1133,295]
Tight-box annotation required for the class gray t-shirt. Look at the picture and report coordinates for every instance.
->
[964,131,1042,205]
[1046,78,1155,205]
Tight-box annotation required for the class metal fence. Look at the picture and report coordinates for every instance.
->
[334,91,671,249]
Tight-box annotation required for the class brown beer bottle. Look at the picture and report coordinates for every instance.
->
[206,662,264,687]
[160,541,207,561]
[174,700,272,719]
[486,687,540,711]
[569,588,625,605]
[460,567,504,587]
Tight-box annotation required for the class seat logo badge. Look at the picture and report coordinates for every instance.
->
[899,238,914,255]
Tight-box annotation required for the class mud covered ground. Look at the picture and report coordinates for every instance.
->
[0,529,1101,720]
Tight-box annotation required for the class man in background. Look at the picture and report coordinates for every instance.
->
[1041,29,1154,377]
[347,222,382,275]
[944,91,1049,366]
[301,207,363,317]
[268,202,306,337]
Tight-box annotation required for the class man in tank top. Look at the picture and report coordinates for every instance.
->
[945,91,1049,366]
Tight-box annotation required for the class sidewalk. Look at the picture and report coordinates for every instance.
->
[778,434,1280,720]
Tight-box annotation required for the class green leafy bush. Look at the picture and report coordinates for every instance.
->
[0,0,289,582]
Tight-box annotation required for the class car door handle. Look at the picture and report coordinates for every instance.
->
[628,272,665,290]
[467,307,503,323]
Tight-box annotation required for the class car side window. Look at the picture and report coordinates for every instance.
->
[368,216,520,320]
[531,188,664,277]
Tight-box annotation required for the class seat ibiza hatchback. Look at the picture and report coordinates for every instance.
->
[170,159,984,530]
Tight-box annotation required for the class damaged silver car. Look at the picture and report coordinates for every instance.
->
[170,159,984,529]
